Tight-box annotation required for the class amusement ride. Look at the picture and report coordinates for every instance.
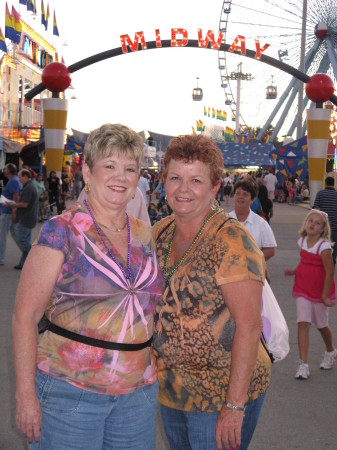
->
[217,0,337,142]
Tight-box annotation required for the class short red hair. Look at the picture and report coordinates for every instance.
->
[163,134,224,186]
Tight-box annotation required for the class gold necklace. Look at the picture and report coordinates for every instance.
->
[163,208,221,285]
[98,221,127,233]
[83,201,127,232]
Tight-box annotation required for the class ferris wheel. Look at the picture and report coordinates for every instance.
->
[218,0,337,142]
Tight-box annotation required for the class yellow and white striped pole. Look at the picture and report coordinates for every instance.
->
[43,97,68,177]
[306,108,331,206]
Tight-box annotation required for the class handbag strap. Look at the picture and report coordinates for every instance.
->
[260,332,275,363]
[38,315,153,351]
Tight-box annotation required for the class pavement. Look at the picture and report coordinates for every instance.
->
[1,199,337,450]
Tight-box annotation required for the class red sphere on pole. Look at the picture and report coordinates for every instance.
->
[305,73,335,103]
[42,62,72,92]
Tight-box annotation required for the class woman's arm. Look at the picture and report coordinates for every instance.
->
[12,246,64,444]
[320,249,336,306]
[215,279,263,450]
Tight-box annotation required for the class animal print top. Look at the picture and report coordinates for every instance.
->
[152,209,271,412]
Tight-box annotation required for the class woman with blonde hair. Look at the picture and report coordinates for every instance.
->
[13,123,164,449]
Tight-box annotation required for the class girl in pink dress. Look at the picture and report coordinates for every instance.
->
[285,210,337,379]
[287,180,295,204]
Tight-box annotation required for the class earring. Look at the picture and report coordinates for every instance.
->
[210,198,219,211]
[84,182,90,194]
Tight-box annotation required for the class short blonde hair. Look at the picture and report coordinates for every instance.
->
[84,123,144,171]
[299,209,333,245]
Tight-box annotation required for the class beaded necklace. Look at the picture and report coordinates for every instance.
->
[163,208,220,285]
[83,199,132,280]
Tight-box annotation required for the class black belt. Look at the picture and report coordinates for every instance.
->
[38,315,153,351]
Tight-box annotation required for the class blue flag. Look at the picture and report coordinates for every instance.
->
[27,0,34,12]
[53,10,59,36]
[0,28,7,53]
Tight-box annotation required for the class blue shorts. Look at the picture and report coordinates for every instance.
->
[30,369,158,450]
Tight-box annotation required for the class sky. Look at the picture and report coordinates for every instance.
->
[0,0,307,138]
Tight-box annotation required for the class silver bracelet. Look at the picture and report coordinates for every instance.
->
[225,400,245,412]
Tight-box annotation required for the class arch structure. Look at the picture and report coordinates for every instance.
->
[25,31,337,108]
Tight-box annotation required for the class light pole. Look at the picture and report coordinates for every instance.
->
[297,0,307,139]
[223,63,252,142]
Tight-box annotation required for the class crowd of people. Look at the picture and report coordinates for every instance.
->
[1,126,336,449]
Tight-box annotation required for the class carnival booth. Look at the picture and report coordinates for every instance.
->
[271,136,336,186]
[271,136,308,185]
[218,142,275,168]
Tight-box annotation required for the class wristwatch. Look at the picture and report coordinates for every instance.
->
[225,400,245,412]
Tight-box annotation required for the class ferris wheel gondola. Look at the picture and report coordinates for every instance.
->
[266,76,277,100]
[192,77,203,101]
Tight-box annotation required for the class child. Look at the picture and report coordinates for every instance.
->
[284,209,337,380]
[287,180,295,204]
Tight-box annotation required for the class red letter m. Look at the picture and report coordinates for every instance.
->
[120,32,147,53]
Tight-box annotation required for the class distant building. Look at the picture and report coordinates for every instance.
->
[0,17,60,168]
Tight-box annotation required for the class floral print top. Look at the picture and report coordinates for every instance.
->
[152,210,271,412]
[35,207,165,395]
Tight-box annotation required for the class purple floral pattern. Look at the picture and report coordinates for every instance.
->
[36,207,165,394]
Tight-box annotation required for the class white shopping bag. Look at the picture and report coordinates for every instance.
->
[261,280,290,363]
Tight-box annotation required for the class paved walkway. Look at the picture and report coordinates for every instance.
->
[1,200,336,449]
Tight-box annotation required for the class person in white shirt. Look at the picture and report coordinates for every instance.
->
[229,178,277,262]
[137,169,151,207]
[263,169,278,201]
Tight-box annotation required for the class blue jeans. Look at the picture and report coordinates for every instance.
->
[160,393,266,450]
[11,222,32,268]
[29,370,158,450]
[0,213,17,264]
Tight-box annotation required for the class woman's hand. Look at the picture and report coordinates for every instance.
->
[16,392,42,443]
[216,406,244,449]
[284,268,296,276]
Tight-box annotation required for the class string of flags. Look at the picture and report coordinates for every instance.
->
[191,122,261,145]
[2,0,60,50]
[204,106,227,121]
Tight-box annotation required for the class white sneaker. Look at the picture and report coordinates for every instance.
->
[295,361,310,380]
[320,348,337,370]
